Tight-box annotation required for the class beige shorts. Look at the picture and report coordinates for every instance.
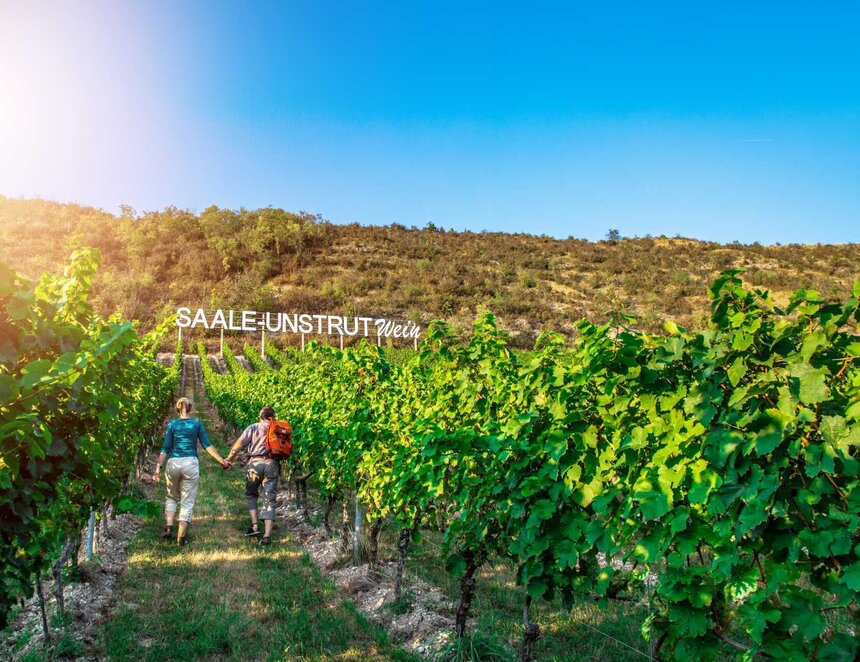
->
[165,457,200,522]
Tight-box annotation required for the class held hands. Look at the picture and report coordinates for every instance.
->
[220,457,232,470]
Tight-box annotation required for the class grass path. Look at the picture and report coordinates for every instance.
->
[93,357,416,661]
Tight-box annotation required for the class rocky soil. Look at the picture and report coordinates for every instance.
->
[275,489,457,657]
[0,504,148,661]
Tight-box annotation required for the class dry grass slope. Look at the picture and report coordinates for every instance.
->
[1,196,857,347]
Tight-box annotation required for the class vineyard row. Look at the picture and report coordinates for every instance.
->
[199,271,860,662]
[0,250,180,636]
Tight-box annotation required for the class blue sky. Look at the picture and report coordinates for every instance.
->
[1,1,858,243]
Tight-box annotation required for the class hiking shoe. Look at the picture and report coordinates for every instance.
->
[260,536,272,547]
[178,536,190,547]
[245,523,260,537]
[161,526,173,540]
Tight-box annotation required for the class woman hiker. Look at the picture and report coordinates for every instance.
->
[152,397,231,545]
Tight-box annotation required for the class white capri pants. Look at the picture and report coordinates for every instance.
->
[165,457,200,522]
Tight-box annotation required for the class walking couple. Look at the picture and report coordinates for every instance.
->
[152,399,286,547]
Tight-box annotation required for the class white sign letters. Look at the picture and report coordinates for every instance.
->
[176,307,421,340]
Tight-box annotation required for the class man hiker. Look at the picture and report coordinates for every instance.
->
[225,405,286,546]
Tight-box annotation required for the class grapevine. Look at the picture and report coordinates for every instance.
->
[0,250,177,628]
[199,273,860,660]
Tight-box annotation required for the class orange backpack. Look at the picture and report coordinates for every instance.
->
[265,420,293,460]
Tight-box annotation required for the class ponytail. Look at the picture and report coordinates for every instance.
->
[175,397,192,416]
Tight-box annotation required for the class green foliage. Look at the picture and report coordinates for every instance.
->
[198,272,860,660]
[432,630,517,662]
[264,342,289,369]
[243,342,272,372]
[0,251,175,627]
[221,344,244,374]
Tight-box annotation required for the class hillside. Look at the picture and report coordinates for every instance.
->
[1,195,857,347]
